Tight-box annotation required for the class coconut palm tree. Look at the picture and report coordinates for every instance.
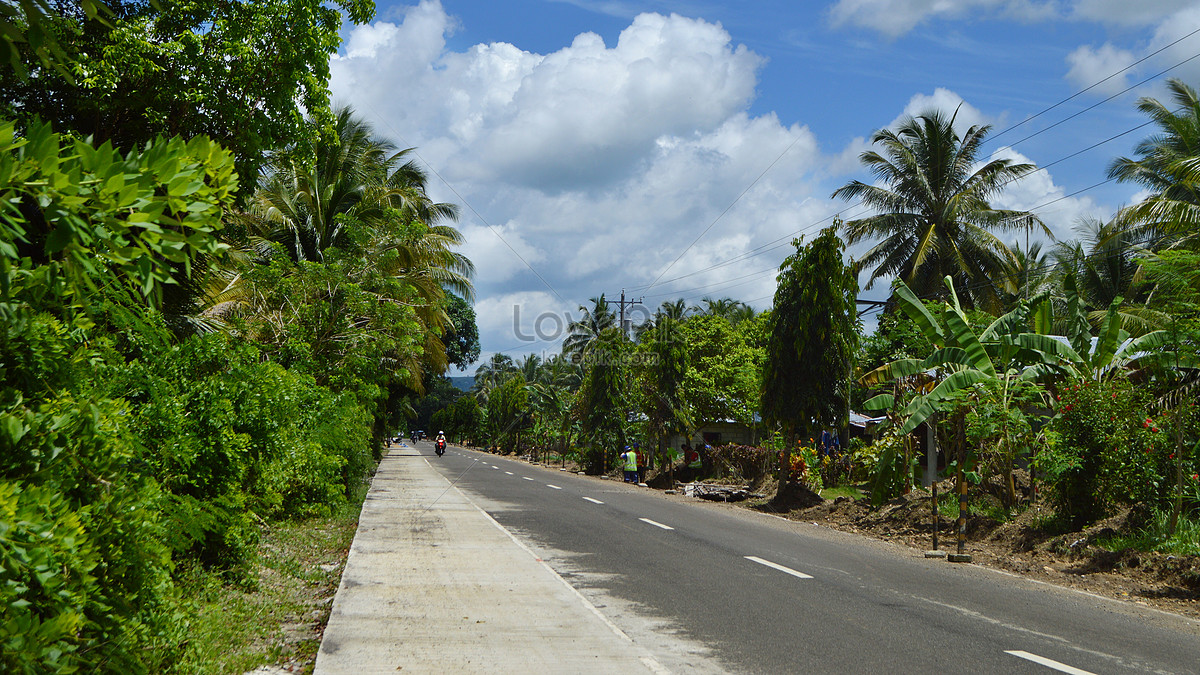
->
[234,106,472,380]
[693,296,753,324]
[564,295,617,359]
[1108,78,1200,247]
[833,108,1048,313]
[473,353,518,405]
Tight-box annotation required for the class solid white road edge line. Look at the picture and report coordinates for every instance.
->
[639,518,674,530]
[745,556,814,579]
[583,497,604,504]
[1005,650,1095,675]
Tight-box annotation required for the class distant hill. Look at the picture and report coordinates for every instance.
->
[448,376,475,392]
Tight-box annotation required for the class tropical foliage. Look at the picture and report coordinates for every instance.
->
[833,108,1047,312]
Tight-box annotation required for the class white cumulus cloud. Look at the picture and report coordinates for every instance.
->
[1065,43,1137,94]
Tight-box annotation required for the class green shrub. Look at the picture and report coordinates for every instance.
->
[1045,378,1168,526]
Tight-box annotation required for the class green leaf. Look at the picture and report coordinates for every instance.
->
[892,281,944,347]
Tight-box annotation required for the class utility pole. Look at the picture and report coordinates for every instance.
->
[614,289,645,339]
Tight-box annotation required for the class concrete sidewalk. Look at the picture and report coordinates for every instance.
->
[314,445,666,674]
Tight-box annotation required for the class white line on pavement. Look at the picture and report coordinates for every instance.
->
[639,518,674,530]
[1005,651,1095,674]
[522,476,534,481]
[491,466,499,469]
[505,471,513,475]
[547,484,562,490]
[583,497,604,504]
[745,556,814,579]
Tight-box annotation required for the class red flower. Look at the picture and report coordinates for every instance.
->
[1191,473,1198,482]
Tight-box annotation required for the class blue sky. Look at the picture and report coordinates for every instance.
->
[329,0,1200,371]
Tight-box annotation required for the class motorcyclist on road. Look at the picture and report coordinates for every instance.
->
[435,431,447,455]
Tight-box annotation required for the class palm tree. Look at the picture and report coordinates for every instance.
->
[693,296,753,324]
[1108,78,1200,247]
[659,299,692,321]
[473,353,518,405]
[235,105,473,386]
[1051,217,1162,334]
[1002,240,1054,309]
[564,295,617,359]
[832,108,1048,312]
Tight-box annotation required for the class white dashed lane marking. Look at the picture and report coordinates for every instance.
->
[583,497,604,504]
[639,518,674,530]
[745,556,813,579]
[547,485,562,490]
[505,472,513,475]
[522,477,535,481]
[1004,651,1095,675]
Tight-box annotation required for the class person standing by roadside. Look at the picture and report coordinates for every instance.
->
[620,446,638,483]
[634,442,646,484]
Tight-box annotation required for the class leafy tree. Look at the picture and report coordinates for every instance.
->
[444,293,481,371]
[637,316,692,477]
[833,108,1047,312]
[860,277,1093,506]
[0,0,376,192]
[1,118,236,311]
[241,107,472,392]
[414,375,464,432]
[679,313,766,426]
[1051,217,1160,334]
[486,375,529,454]
[473,353,518,405]
[761,227,860,500]
[692,296,754,324]
[574,327,628,472]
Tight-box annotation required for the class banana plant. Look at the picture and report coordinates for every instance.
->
[1059,274,1179,381]
[861,277,1077,434]
[861,277,1080,506]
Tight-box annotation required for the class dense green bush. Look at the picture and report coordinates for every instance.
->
[1,303,182,673]
[1043,378,1168,526]
[107,333,373,572]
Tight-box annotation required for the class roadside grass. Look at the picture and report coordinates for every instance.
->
[1098,510,1200,556]
[173,482,368,674]
[819,485,865,500]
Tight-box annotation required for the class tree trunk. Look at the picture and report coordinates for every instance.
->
[775,425,797,501]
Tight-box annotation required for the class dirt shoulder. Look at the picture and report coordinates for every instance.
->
[754,479,1200,621]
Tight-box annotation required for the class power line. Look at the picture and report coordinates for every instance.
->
[642,135,809,293]
[631,44,1200,300]
[987,25,1200,145]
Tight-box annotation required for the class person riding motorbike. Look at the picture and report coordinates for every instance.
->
[435,431,447,456]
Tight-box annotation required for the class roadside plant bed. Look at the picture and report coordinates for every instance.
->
[760,483,1200,619]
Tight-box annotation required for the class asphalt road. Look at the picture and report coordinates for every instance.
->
[421,442,1200,674]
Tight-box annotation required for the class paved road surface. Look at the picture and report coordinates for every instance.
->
[319,442,1200,673]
